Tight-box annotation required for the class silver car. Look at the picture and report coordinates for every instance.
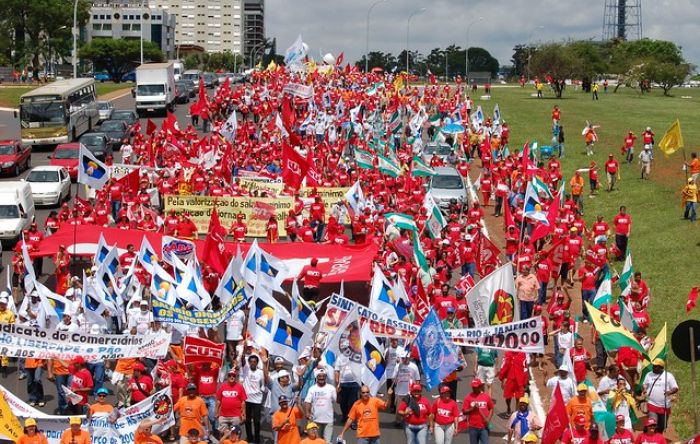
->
[423,142,452,164]
[96,101,114,123]
[429,166,467,208]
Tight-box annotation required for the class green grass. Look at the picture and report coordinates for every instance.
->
[0,81,131,108]
[478,84,700,438]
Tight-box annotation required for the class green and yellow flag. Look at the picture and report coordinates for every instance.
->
[585,302,647,357]
[658,119,683,156]
[637,323,667,390]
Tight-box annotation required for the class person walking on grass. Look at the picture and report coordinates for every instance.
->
[605,154,621,192]
[681,177,697,222]
[639,147,652,179]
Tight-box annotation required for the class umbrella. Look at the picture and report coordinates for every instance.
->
[441,123,465,135]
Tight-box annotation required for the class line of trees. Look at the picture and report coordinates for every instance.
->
[513,38,693,97]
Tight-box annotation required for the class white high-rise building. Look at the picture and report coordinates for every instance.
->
[148,0,245,55]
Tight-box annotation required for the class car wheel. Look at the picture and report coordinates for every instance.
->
[25,156,31,170]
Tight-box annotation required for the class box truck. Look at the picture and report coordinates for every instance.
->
[134,62,175,117]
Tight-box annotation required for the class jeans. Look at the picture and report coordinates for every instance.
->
[494,196,503,216]
[434,423,456,444]
[88,362,105,396]
[338,383,360,422]
[519,300,534,320]
[581,289,595,319]
[312,221,325,242]
[685,202,697,221]
[468,427,489,444]
[54,374,70,414]
[245,402,262,444]
[318,422,334,444]
[111,200,121,221]
[27,367,44,403]
[203,396,217,432]
[557,143,565,158]
[538,281,548,305]
[462,262,476,279]
[615,234,628,259]
[405,424,428,444]
[554,338,564,368]
[358,438,381,444]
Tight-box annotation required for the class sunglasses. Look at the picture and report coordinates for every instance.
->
[361,391,370,394]
[98,394,106,397]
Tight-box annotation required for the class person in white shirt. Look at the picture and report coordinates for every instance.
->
[334,354,361,423]
[384,341,400,411]
[241,353,268,444]
[391,348,420,422]
[642,358,678,433]
[545,365,576,405]
[597,365,629,404]
[127,300,153,335]
[120,141,133,164]
[55,313,80,333]
[226,309,246,361]
[304,369,337,443]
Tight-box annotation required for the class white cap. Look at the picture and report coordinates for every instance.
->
[277,369,290,379]
[558,364,569,372]
[396,346,408,359]
[90,324,101,335]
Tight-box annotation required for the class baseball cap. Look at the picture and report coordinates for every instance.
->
[277,370,290,379]
[439,385,451,394]
[230,426,242,436]
[133,363,145,372]
[577,383,588,391]
[645,418,657,427]
[186,383,197,391]
[523,432,538,443]
[616,414,625,423]
[471,378,483,388]
[652,358,665,367]
[305,422,319,431]
[72,356,85,365]
[278,395,289,403]
[518,396,529,404]
[410,383,422,392]
[25,418,37,427]
[70,417,82,425]
[274,357,285,364]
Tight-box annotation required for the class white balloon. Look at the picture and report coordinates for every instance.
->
[322,53,336,65]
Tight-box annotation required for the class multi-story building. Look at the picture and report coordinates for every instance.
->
[148,0,246,56]
[244,0,265,63]
[87,2,176,59]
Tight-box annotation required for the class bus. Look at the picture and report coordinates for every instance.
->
[18,78,99,146]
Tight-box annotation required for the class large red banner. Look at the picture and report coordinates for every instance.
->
[34,225,378,283]
[183,336,225,367]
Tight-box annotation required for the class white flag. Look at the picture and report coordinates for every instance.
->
[360,323,387,396]
[220,111,238,141]
[466,262,518,327]
[77,143,110,190]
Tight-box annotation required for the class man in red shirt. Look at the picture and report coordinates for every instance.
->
[229,214,247,243]
[128,363,154,405]
[462,378,494,444]
[432,286,458,319]
[176,213,199,240]
[70,357,94,415]
[605,154,620,192]
[591,215,609,241]
[613,206,631,260]
[216,369,247,434]
[107,178,123,220]
[561,415,588,444]
[298,258,323,300]
[309,196,326,242]
[609,415,635,444]
[194,362,220,432]
[535,254,553,305]
[119,244,137,273]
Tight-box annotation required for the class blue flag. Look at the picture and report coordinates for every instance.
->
[414,309,462,390]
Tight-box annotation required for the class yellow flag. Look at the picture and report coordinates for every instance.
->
[0,392,22,441]
[393,74,405,93]
[658,119,683,156]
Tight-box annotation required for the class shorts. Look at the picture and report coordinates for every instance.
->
[218,416,241,433]
[476,365,495,385]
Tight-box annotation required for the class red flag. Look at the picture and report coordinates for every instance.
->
[281,94,295,131]
[202,207,228,274]
[335,52,344,67]
[193,77,208,115]
[428,69,436,85]
[73,195,90,212]
[281,140,309,190]
[687,287,699,313]
[477,233,502,277]
[115,168,140,194]
[411,281,430,324]
[183,335,225,367]
[541,384,569,444]
[504,197,516,231]
[146,118,157,136]
[305,149,321,187]
[344,64,351,74]
[531,186,562,242]
[162,111,182,136]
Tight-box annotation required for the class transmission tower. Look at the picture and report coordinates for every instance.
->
[603,0,642,41]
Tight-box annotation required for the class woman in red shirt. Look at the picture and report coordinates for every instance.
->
[54,245,70,295]
[266,215,279,243]
[431,385,459,444]
[398,383,432,444]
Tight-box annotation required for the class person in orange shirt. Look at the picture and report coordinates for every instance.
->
[569,171,585,215]
[220,425,248,444]
[272,395,303,444]
[686,151,700,183]
[60,417,90,444]
[47,358,71,414]
[88,388,114,421]
[300,422,326,444]
[25,358,45,407]
[174,383,210,443]
[185,428,208,444]
[113,357,136,408]
[17,418,48,444]
[338,385,388,443]
[565,383,593,429]
[134,419,164,444]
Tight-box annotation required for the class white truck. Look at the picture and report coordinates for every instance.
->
[171,60,184,81]
[134,62,175,117]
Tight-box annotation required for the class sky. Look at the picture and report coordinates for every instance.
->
[265,0,700,70]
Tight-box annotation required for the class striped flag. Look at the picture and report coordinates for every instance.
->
[531,176,553,199]
[411,156,436,177]
[619,251,633,294]
[423,193,446,239]
[387,110,402,135]
[586,302,647,357]
[385,212,418,231]
[591,270,612,309]
[354,147,375,170]
[377,153,401,177]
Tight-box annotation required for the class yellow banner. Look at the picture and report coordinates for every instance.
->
[0,392,22,441]
[164,195,293,237]
[237,179,349,214]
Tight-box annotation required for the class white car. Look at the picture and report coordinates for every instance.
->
[24,166,71,207]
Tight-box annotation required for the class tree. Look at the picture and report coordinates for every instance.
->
[529,43,578,98]
[510,44,531,77]
[79,39,163,82]
[643,62,692,96]
[467,47,499,77]
[355,51,398,72]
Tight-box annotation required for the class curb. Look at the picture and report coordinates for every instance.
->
[0,88,133,115]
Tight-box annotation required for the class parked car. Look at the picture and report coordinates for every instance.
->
[94,72,112,82]
[79,132,112,160]
[429,166,467,208]
[96,101,114,122]
[49,143,80,180]
[121,71,136,82]
[0,140,31,176]
[202,72,219,88]
[0,182,35,245]
[24,166,71,207]
[174,81,191,103]
[217,72,234,84]
[182,70,202,89]
[111,110,139,127]
[99,119,130,146]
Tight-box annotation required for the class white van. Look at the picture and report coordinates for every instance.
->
[0,182,35,244]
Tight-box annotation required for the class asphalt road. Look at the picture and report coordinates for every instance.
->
[0,91,522,442]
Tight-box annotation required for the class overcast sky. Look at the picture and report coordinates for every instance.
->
[266,0,700,69]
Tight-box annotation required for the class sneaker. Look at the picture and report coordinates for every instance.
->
[18,373,26,380]
[38,401,45,407]
[29,401,36,406]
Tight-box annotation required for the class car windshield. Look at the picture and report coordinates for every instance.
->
[0,145,16,155]
[97,102,111,110]
[80,136,105,147]
[0,205,19,219]
[101,121,124,131]
[19,102,67,127]
[183,74,199,81]
[137,84,165,95]
[27,170,59,182]
[425,144,452,156]
[112,112,134,121]
[432,175,464,190]
[54,148,79,159]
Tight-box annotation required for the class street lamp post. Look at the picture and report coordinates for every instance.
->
[406,7,426,74]
[140,0,146,65]
[365,0,386,73]
[465,16,483,83]
[526,25,544,81]
[72,0,79,78]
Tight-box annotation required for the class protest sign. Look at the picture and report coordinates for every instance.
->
[0,324,170,361]
[447,316,545,353]
[324,293,419,339]
[164,194,294,237]
[282,83,314,99]
[184,336,226,367]
[152,291,247,327]
[161,236,196,264]
[237,179,350,215]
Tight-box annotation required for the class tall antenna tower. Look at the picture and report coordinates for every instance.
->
[603,0,642,41]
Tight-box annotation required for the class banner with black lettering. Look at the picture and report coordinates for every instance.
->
[152,291,247,328]
[324,294,419,339]
[447,317,545,353]
[0,324,170,360]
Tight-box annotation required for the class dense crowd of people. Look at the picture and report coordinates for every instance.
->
[4,64,687,444]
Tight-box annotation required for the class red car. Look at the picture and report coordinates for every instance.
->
[0,140,31,176]
[49,143,80,180]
